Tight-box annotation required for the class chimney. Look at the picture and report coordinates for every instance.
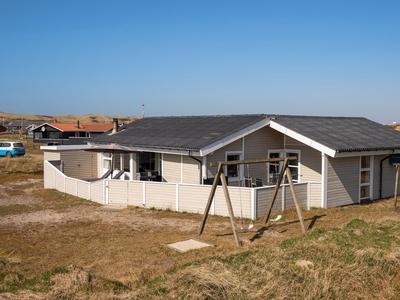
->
[112,118,118,134]
[77,120,80,129]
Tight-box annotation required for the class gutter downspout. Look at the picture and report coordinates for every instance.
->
[380,152,394,199]
[189,151,203,184]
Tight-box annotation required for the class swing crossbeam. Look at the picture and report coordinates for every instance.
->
[198,156,306,248]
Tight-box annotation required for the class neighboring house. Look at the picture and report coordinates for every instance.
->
[26,121,47,136]
[0,125,6,133]
[33,121,115,145]
[41,114,400,219]
[5,120,24,132]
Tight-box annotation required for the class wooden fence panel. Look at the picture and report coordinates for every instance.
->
[90,180,105,204]
[108,180,129,205]
[77,180,90,200]
[178,184,212,214]
[65,177,77,196]
[127,181,144,207]
[145,182,176,210]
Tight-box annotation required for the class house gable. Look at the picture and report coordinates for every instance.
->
[270,116,400,157]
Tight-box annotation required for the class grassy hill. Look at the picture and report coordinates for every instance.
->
[0,111,141,125]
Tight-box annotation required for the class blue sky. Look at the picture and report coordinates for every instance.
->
[1,0,399,123]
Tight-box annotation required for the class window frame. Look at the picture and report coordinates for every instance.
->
[360,156,373,201]
[267,149,301,185]
[224,151,243,182]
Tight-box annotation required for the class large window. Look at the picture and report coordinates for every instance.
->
[137,152,161,174]
[267,150,300,185]
[49,131,62,139]
[360,156,372,200]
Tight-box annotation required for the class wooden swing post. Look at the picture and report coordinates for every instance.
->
[199,156,306,247]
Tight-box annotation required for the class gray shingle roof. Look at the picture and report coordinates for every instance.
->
[91,114,400,154]
[91,115,268,151]
[273,115,400,153]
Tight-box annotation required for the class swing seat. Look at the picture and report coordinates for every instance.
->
[241,224,254,230]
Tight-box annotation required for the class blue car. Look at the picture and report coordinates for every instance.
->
[0,141,26,157]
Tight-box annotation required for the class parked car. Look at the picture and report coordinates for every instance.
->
[0,142,26,157]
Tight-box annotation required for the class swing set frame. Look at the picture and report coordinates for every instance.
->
[198,156,306,247]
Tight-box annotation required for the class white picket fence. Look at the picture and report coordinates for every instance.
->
[44,160,321,219]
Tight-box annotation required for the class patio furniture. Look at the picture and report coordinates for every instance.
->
[81,169,112,182]
[112,170,125,180]
[244,177,255,187]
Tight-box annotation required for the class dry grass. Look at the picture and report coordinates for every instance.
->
[0,133,44,175]
[0,111,140,124]
[0,156,43,174]
[1,172,400,299]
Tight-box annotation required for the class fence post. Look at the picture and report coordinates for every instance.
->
[176,184,179,212]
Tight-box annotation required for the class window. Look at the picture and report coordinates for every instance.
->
[34,132,42,139]
[224,152,243,180]
[360,156,372,200]
[49,132,61,139]
[268,150,300,185]
[137,152,161,174]
[227,154,240,177]
[103,153,112,170]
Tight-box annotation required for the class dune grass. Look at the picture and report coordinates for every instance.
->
[145,218,400,299]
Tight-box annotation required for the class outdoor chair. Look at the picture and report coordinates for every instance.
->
[112,170,125,180]
[81,169,112,182]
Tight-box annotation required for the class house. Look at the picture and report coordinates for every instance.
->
[0,124,6,133]
[33,120,115,145]
[5,120,24,132]
[26,121,47,136]
[41,114,400,219]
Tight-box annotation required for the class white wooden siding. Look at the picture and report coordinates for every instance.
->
[182,155,201,184]
[297,148,322,182]
[127,181,143,207]
[90,180,105,204]
[243,128,269,182]
[178,185,212,214]
[145,182,176,210]
[44,151,60,161]
[44,162,54,189]
[310,182,322,207]
[65,177,78,196]
[163,154,182,183]
[77,181,90,200]
[327,157,359,207]
[108,180,129,205]
[283,184,308,209]
[61,150,97,179]
[55,171,65,192]
[255,186,283,216]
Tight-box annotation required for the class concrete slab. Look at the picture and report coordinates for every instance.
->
[165,238,213,253]
[96,205,127,212]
